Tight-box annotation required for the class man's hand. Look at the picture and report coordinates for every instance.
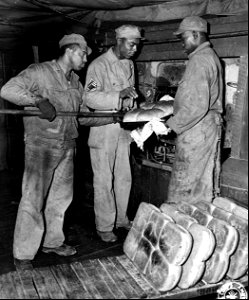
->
[36,98,56,122]
[113,115,123,123]
[150,119,172,136]
[120,87,138,111]
[120,87,138,100]
[122,98,134,111]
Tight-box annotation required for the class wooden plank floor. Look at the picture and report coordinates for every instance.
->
[0,169,248,299]
[0,255,248,299]
[0,169,126,275]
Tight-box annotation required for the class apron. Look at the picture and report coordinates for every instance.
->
[167,111,222,204]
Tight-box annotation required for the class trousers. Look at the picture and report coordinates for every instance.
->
[13,142,74,260]
[90,135,132,232]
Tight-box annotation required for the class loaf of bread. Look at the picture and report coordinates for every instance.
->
[123,100,174,122]
[195,201,231,222]
[133,236,153,273]
[202,218,238,283]
[204,251,230,284]
[175,202,197,217]
[123,227,143,261]
[176,201,239,284]
[213,197,238,214]
[214,197,248,221]
[159,219,192,266]
[122,108,141,122]
[124,202,160,260]
[131,202,162,232]
[154,100,174,113]
[145,249,182,292]
[227,215,248,279]
[233,205,248,221]
[140,102,155,110]
[160,203,215,289]
[194,201,216,215]
[195,200,248,280]
[123,202,193,292]
[136,108,166,122]
[161,203,197,229]
[227,248,248,279]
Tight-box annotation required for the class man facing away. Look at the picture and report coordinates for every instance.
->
[0,33,115,270]
[85,25,143,243]
[165,16,224,204]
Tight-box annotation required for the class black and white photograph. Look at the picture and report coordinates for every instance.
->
[0,0,248,298]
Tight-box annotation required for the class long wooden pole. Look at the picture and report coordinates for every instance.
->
[0,109,124,118]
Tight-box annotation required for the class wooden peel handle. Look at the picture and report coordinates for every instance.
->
[0,109,124,118]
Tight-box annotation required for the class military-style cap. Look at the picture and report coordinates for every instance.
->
[59,33,92,55]
[173,16,208,35]
[115,25,144,39]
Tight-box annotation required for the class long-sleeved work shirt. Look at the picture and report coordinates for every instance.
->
[166,42,224,203]
[167,42,223,134]
[0,60,112,147]
[85,47,135,148]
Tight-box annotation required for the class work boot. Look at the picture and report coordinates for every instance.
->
[42,244,77,256]
[116,221,133,231]
[14,258,33,271]
[96,231,118,243]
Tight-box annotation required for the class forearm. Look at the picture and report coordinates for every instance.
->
[85,91,121,111]
[167,62,210,134]
[78,117,114,127]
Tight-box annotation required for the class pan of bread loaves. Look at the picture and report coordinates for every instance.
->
[123,100,174,123]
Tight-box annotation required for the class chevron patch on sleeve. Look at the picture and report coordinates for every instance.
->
[86,79,98,91]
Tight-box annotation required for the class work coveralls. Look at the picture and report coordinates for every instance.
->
[0,61,112,260]
[85,48,134,232]
[166,42,223,204]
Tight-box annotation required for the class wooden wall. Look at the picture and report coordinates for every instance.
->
[220,56,248,207]
[99,14,248,60]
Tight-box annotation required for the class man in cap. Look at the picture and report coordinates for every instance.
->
[0,33,115,270]
[85,25,143,242]
[164,16,224,204]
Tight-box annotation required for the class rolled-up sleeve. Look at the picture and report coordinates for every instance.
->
[85,61,121,111]
[167,57,210,134]
[0,64,42,107]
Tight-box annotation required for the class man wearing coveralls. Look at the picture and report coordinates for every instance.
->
[165,16,223,204]
[0,34,115,270]
[85,25,143,243]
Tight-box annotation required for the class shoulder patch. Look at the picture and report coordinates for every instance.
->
[86,79,98,92]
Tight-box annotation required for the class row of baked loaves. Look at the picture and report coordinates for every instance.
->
[123,198,247,292]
